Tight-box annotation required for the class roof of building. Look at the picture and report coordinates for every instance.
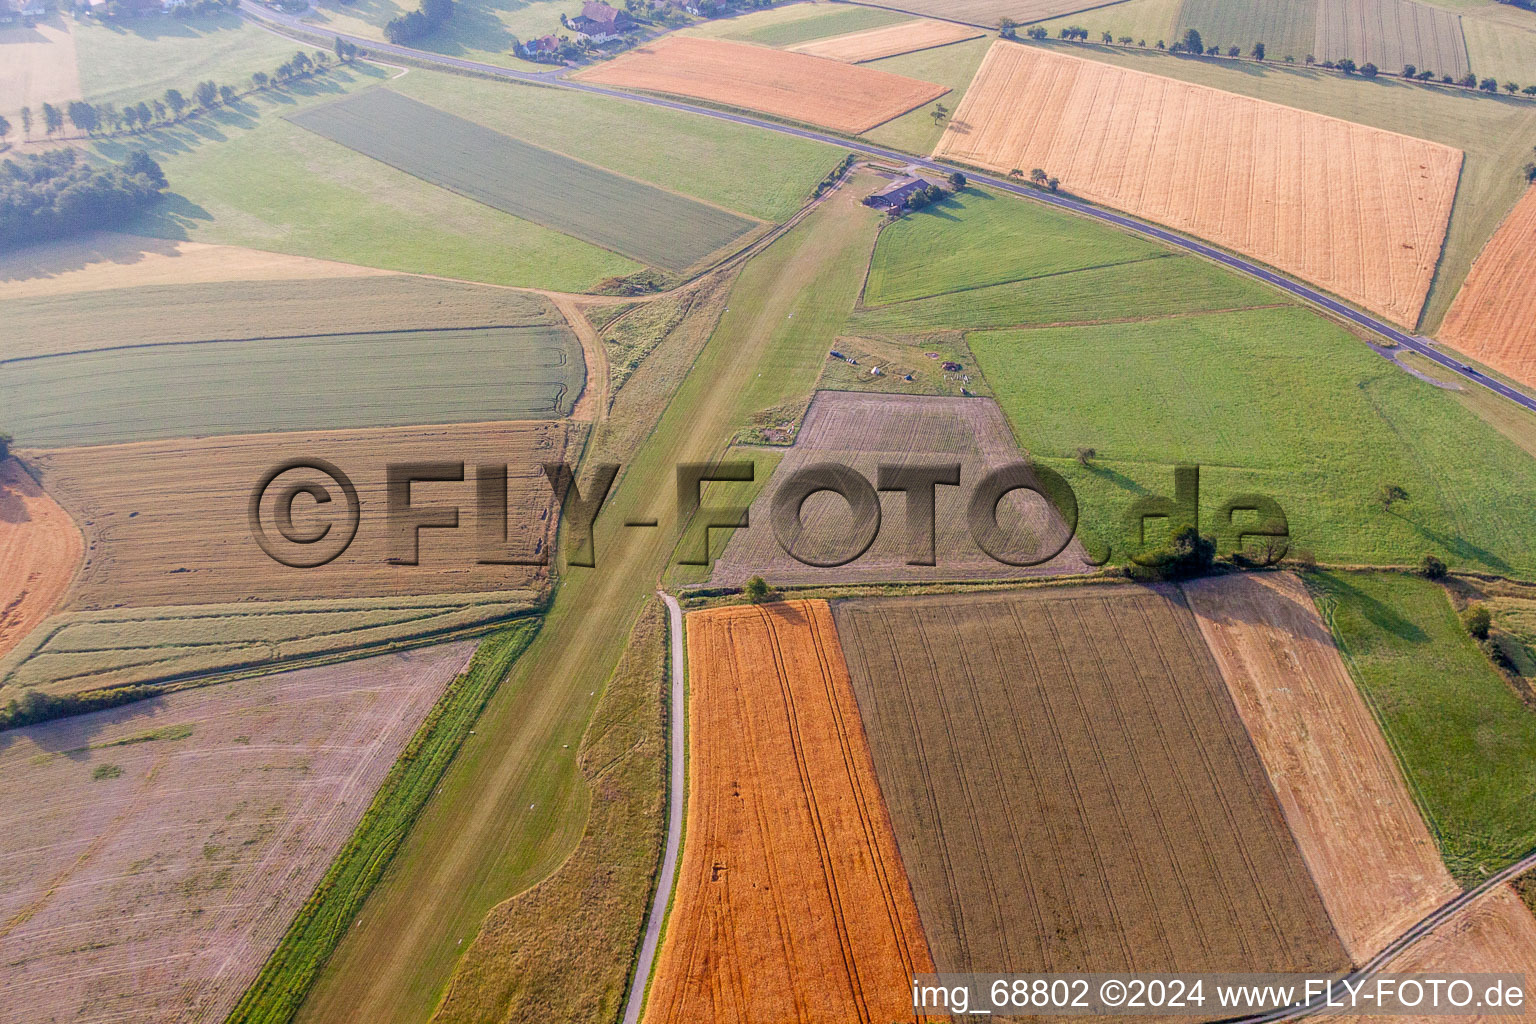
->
[582,1,625,24]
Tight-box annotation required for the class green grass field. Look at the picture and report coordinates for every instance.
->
[288,89,759,273]
[862,187,1165,304]
[286,175,885,1024]
[228,622,542,1024]
[1310,570,1536,883]
[297,0,580,71]
[969,306,1536,576]
[1174,0,1318,61]
[0,594,537,699]
[1033,40,1536,332]
[73,11,301,111]
[391,73,842,225]
[860,35,995,153]
[3,325,582,446]
[1461,14,1536,85]
[1036,0,1183,46]
[683,1,909,44]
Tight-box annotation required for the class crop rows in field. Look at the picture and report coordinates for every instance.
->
[1174,0,1318,62]
[710,391,1090,585]
[0,459,82,662]
[573,36,949,135]
[25,421,572,610]
[289,89,758,274]
[1440,187,1536,390]
[3,327,583,447]
[848,0,1134,29]
[935,42,1461,327]
[790,19,985,62]
[0,641,477,1024]
[645,600,934,1024]
[832,586,1349,976]
[1316,0,1469,79]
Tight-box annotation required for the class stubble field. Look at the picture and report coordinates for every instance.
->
[573,36,949,134]
[847,0,1134,28]
[1316,0,1470,79]
[0,459,82,662]
[1440,186,1536,390]
[0,15,81,125]
[934,42,1462,326]
[1183,573,1459,960]
[646,600,935,1024]
[1174,0,1319,61]
[0,642,476,1024]
[832,586,1349,976]
[790,19,985,61]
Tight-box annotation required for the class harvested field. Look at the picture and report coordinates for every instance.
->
[847,0,1131,28]
[1440,187,1536,390]
[710,391,1091,586]
[289,88,757,274]
[24,421,573,609]
[0,15,80,125]
[692,3,911,46]
[933,42,1462,326]
[0,235,391,302]
[0,458,82,662]
[1183,573,1458,961]
[0,641,476,1024]
[1316,0,1470,79]
[790,18,984,62]
[0,592,536,699]
[832,586,1349,976]
[573,36,949,134]
[3,326,582,447]
[1174,0,1318,63]
[0,275,564,362]
[646,600,934,1024]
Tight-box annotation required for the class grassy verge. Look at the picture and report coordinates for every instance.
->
[227,621,541,1024]
[1309,570,1536,884]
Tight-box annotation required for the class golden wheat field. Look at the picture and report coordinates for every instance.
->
[789,19,984,62]
[1440,186,1536,388]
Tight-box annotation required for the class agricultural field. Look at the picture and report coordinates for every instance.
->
[572,36,949,134]
[1174,0,1319,61]
[0,641,476,1024]
[859,34,994,152]
[1460,13,1536,85]
[711,392,1090,585]
[1183,573,1459,959]
[296,0,580,71]
[1310,570,1536,882]
[647,600,934,1024]
[1316,0,1471,78]
[24,421,573,608]
[0,14,80,127]
[1036,0,1183,46]
[934,42,1462,327]
[970,306,1536,575]
[790,18,984,61]
[1440,187,1536,390]
[847,0,1136,28]
[0,274,564,360]
[289,89,760,274]
[686,1,911,45]
[832,586,1348,974]
[0,592,536,700]
[0,459,82,662]
[862,185,1165,304]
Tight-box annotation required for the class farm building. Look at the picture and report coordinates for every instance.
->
[521,33,563,58]
[569,0,635,41]
[865,176,938,210]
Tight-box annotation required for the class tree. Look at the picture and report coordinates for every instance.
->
[1506,81,1520,93]
[1183,27,1203,55]
[1480,77,1499,92]
[998,16,1017,38]
[744,576,771,602]
[1206,44,1220,54]
[220,84,238,105]
[1026,26,1046,40]
[1102,31,1113,43]
[134,102,152,129]
[66,100,99,135]
[1251,41,1265,60]
[930,102,948,125]
[1030,167,1048,184]
[1420,553,1448,579]
[1305,53,1316,65]
[1047,176,1060,191]
[0,433,10,460]
[1525,85,1536,96]
[1227,45,1240,56]
[194,80,218,109]
[948,171,966,189]
[1075,446,1096,466]
[19,107,29,139]
[122,105,139,132]
[1360,62,1378,77]
[152,99,167,123]
[252,70,270,90]
[293,50,313,73]
[1524,162,1536,183]
[1464,604,1492,641]
[1338,58,1357,74]
[1460,73,1478,87]
[1403,63,1416,78]
[1377,482,1408,510]
[164,89,187,118]
[1130,525,1216,581]
[0,114,9,148]
[42,102,62,138]
[1008,167,1024,180]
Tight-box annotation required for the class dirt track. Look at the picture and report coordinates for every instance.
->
[0,457,82,661]
[1183,573,1460,962]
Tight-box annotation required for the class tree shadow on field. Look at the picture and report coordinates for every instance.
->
[0,459,37,526]
[94,8,245,41]
[0,691,173,759]
[0,232,183,287]
[1315,571,1428,646]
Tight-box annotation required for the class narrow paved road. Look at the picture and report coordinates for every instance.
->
[622,593,685,1024]
[242,1,1536,415]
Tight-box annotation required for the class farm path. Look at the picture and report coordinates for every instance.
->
[546,291,610,422]
[237,0,1536,417]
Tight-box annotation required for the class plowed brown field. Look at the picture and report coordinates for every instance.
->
[1440,187,1536,389]
[24,421,572,609]
[573,36,949,134]
[790,19,984,62]
[934,42,1462,326]
[0,458,82,661]
[645,600,935,1024]
[1183,573,1459,961]
[833,586,1349,977]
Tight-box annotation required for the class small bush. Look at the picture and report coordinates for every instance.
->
[1464,604,1492,641]
[744,576,772,603]
[92,763,124,781]
[1129,525,1216,581]
[1420,554,1448,579]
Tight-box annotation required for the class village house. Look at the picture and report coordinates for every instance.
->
[520,33,562,58]
[567,0,635,42]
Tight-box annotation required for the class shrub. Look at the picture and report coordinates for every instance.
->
[0,149,167,251]
[744,576,772,603]
[1129,525,1216,581]
[1464,604,1493,641]
[1420,554,1448,579]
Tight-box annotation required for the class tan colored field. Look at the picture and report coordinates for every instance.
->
[849,0,1125,27]
[23,420,573,609]
[934,42,1462,327]
[0,15,81,126]
[1338,885,1536,1024]
[1183,573,1459,961]
[1440,187,1536,389]
[790,18,984,62]
[833,586,1349,977]
[0,640,475,1024]
[646,600,935,1024]
[0,457,82,661]
[573,36,949,134]
[0,234,392,301]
